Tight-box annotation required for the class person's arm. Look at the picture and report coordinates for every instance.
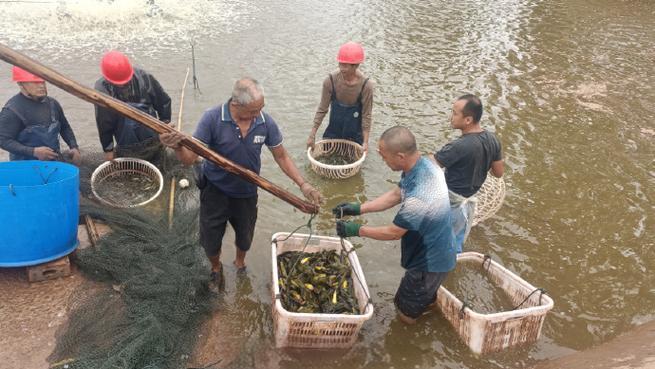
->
[490,160,504,177]
[308,76,332,147]
[148,73,172,123]
[93,81,118,155]
[490,136,504,177]
[359,223,407,241]
[54,101,78,150]
[360,187,402,214]
[0,108,37,158]
[270,144,305,186]
[158,130,198,165]
[270,144,322,203]
[360,79,374,152]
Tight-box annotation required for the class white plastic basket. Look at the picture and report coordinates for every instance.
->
[90,158,164,208]
[271,232,374,349]
[436,252,553,354]
[472,175,506,227]
[307,139,366,179]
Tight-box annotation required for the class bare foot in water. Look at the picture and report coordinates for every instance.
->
[233,260,247,272]
[234,248,247,271]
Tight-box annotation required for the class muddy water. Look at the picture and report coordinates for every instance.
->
[0,0,654,368]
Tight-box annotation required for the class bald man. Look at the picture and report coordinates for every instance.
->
[160,77,322,285]
[333,126,456,324]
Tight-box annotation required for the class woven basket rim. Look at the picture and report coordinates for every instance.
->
[306,139,367,170]
[90,157,164,208]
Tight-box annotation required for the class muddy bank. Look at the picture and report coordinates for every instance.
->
[533,320,655,369]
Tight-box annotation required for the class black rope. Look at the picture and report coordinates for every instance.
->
[272,213,317,306]
[339,236,373,308]
[459,300,471,319]
[513,288,547,310]
[482,254,492,272]
[32,165,58,185]
[190,42,200,92]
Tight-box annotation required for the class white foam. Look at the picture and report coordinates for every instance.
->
[0,0,254,57]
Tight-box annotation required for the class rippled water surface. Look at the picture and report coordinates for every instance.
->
[1,0,654,367]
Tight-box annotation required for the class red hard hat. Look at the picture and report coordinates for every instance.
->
[337,42,365,64]
[101,50,134,85]
[12,66,44,83]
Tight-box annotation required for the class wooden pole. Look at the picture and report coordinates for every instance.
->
[168,67,190,229]
[0,43,318,214]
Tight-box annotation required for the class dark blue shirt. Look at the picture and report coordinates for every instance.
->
[0,94,78,159]
[393,157,456,272]
[193,101,283,198]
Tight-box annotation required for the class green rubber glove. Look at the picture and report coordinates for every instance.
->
[336,220,361,238]
[332,202,361,218]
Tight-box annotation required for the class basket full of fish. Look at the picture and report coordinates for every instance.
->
[271,232,373,349]
[307,139,366,179]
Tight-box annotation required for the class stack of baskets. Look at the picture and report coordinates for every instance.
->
[307,139,366,179]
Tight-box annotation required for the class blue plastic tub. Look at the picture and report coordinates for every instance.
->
[0,161,79,267]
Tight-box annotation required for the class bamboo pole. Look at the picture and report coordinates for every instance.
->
[0,43,318,214]
[83,215,99,247]
[168,68,190,229]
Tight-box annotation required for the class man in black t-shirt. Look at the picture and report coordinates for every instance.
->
[432,94,504,252]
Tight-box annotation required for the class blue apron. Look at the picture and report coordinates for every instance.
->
[8,99,61,161]
[115,102,158,147]
[322,75,369,144]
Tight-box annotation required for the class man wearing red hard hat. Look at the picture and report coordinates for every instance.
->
[307,42,375,152]
[0,67,81,163]
[94,50,171,162]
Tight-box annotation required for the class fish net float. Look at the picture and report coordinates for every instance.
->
[91,158,164,208]
[307,139,366,179]
[472,175,506,227]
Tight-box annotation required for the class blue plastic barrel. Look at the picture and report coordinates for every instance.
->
[0,161,79,267]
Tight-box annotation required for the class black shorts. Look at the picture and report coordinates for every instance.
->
[199,182,258,257]
[394,269,449,319]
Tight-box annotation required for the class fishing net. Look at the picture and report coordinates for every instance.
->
[307,139,366,179]
[471,175,506,227]
[49,150,218,369]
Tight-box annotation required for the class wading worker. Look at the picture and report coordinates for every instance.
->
[0,67,81,164]
[334,126,455,324]
[432,94,504,252]
[94,50,171,162]
[307,42,375,152]
[160,77,322,282]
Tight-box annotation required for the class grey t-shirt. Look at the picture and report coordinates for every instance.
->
[435,130,502,197]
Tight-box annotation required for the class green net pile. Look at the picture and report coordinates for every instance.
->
[50,151,217,369]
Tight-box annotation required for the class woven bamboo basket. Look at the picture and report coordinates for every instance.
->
[472,175,506,226]
[307,139,366,179]
[91,158,163,208]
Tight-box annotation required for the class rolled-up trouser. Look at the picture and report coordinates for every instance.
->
[199,181,258,257]
[394,269,449,319]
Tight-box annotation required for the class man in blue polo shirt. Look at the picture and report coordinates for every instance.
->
[160,77,322,282]
[334,126,456,324]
